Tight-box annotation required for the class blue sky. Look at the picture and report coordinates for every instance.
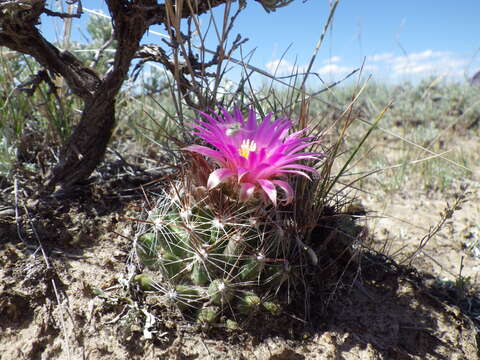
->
[40,0,480,85]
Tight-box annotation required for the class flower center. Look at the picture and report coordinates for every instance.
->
[239,139,257,159]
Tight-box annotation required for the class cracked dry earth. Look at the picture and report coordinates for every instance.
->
[0,159,479,359]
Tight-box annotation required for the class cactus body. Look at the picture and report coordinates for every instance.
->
[134,181,291,324]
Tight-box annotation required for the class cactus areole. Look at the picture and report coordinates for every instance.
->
[184,108,323,206]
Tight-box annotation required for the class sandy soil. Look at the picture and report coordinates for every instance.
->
[1,145,479,360]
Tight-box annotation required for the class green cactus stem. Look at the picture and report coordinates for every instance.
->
[208,279,234,305]
[238,292,262,315]
[133,273,156,291]
[197,306,220,324]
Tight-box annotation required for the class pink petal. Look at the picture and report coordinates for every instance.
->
[247,150,259,168]
[285,128,308,140]
[255,113,274,140]
[183,145,225,163]
[230,108,242,124]
[239,182,256,202]
[275,153,321,165]
[276,170,313,180]
[207,168,235,190]
[197,111,216,123]
[271,179,294,205]
[246,108,257,131]
[255,117,287,145]
[244,163,271,180]
[279,163,318,173]
[237,168,249,182]
[253,162,317,180]
[285,142,319,155]
[275,120,293,141]
[257,179,277,206]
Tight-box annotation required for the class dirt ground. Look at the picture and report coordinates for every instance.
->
[362,179,480,281]
[1,144,479,359]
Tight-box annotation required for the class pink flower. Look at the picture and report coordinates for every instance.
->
[184,108,322,206]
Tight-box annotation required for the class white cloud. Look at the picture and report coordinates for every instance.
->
[393,62,435,75]
[323,56,342,63]
[367,52,394,62]
[390,51,467,77]
[266,50,471,83]
[317,64,354,77]
[364,64,379,71]
[403,49,450,62]
[364,49,469,79]
[265,59,306,75]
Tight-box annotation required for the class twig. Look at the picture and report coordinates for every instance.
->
[44,0,82,19]
[52,278,72,360]
[17,69,59,97]
[402,186,469,265]
[298,0,339,92]
[17,178,75,359]
[13,178,27,244]
[92,36,114,68]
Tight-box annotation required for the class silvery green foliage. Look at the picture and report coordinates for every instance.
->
[0,137,16,177]
[133,181,287,324]
[318,79,480,132]
[309,79,477,191]
[67,15,117,75]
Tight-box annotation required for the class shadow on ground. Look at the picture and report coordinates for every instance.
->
[0,163,478,359]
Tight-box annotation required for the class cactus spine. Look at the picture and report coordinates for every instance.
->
[134,180,287,324]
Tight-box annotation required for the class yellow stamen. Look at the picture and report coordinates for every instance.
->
[239,139,257,159]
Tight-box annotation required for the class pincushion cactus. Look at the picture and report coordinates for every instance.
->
[133,108,323,325]
[134,182,285,323]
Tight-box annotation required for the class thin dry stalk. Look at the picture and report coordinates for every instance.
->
[401,185,469,265]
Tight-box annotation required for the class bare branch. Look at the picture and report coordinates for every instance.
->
[143,0,232,27]
[0,0,245,190]
[17,69,59,97]
[0,1,100,100]
[44,0,82,19]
